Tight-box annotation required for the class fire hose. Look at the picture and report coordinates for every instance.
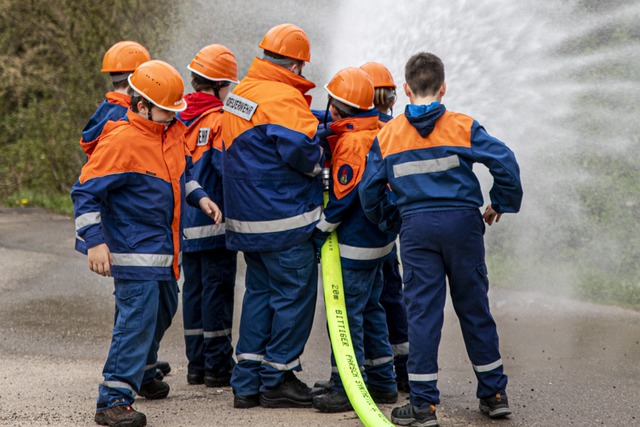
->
[320,167,395,427]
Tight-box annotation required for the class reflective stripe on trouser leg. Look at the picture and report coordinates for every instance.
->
[143,280,179,385]
[98,280,160,408]
[360,264,397,392]
[400,212,448,406]
[444,209,507,397]
[182,252,205,375]
[258,242,318,391]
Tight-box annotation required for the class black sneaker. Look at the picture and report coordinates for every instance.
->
[95,404,147,427]
[204,371,231,387]
[259,371,313,408]
[391,402,439,427]
[312,390,353,413]
[138,379,170,400]
[479,392,511,418]
[368,387,398,404]
[234,393,260,409]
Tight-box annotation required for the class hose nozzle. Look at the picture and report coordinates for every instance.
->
[322,167,331,190]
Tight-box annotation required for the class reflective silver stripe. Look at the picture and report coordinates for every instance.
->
[185,180,202,197]
[473,358,503,373]
[184,328,203,336]
[393,154,460,178]
[145,363,156,371]
[226,206,322,234]
[262,358,301,371]
[338,241,395,261]
[305,162,323,178]
[111,253,173,267]
[101,380,134,392]
[75,212,101,230]
[363,356,394,367]
[237,353,264,362]
[408,373,438,382]
[392,342,409,356]
[75,234,85,242]
[316,213,340,233]
[204,328,231,339]
[183,223,226,240]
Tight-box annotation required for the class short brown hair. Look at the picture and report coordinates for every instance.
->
[405,52,445,97]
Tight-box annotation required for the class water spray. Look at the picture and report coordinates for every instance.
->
[320,167,395,427]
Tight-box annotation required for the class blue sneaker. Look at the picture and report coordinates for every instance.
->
[479,391,512,418]
[391,402,438,426]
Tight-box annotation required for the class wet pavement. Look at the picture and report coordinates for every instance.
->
[1,206,639,426]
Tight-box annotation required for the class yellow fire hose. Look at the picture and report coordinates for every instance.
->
[320,169,395,427]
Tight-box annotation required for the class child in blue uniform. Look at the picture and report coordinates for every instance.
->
[360,52,523,426]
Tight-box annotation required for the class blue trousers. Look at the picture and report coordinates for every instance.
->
[182,248,237,376]
[98,279,178,408]
[231,241,318,396]
[331,263,396,393]
[400,209,508,406]
[378,249,409,377]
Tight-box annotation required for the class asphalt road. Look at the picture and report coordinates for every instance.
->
[1,206,639,426]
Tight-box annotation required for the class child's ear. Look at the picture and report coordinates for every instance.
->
[439,82,447,98]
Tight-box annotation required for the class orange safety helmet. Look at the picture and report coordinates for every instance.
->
[360,62,396,89]
[101,41,151,73]
[188,44,239,83]
[128,60,187,112]
[324,67,375,110]
[259,23,311,62]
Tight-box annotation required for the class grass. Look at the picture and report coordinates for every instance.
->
[3,189,74,216]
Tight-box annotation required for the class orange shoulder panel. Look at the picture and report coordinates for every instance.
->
[80,124,172,184]
[378,111,474,158]
[331,129,377,200]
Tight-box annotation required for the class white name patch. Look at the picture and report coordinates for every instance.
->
[197,128,210,146]
[223,93,258,121]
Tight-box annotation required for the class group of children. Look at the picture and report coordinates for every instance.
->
[72,22,522,427]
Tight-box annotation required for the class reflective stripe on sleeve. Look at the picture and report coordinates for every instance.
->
[338,241,395,261]
[393,154,460,178]
[183,223,226,240]
[316,213,340,233]
[75,212,101,230]
[111,253,173,267]
[185,180,202,197]
[226,206,321,234]
[391,342,409,356]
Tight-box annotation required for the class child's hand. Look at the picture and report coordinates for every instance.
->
[87,243,113,276]
[483,204,502,226]
[199,197,222,226]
